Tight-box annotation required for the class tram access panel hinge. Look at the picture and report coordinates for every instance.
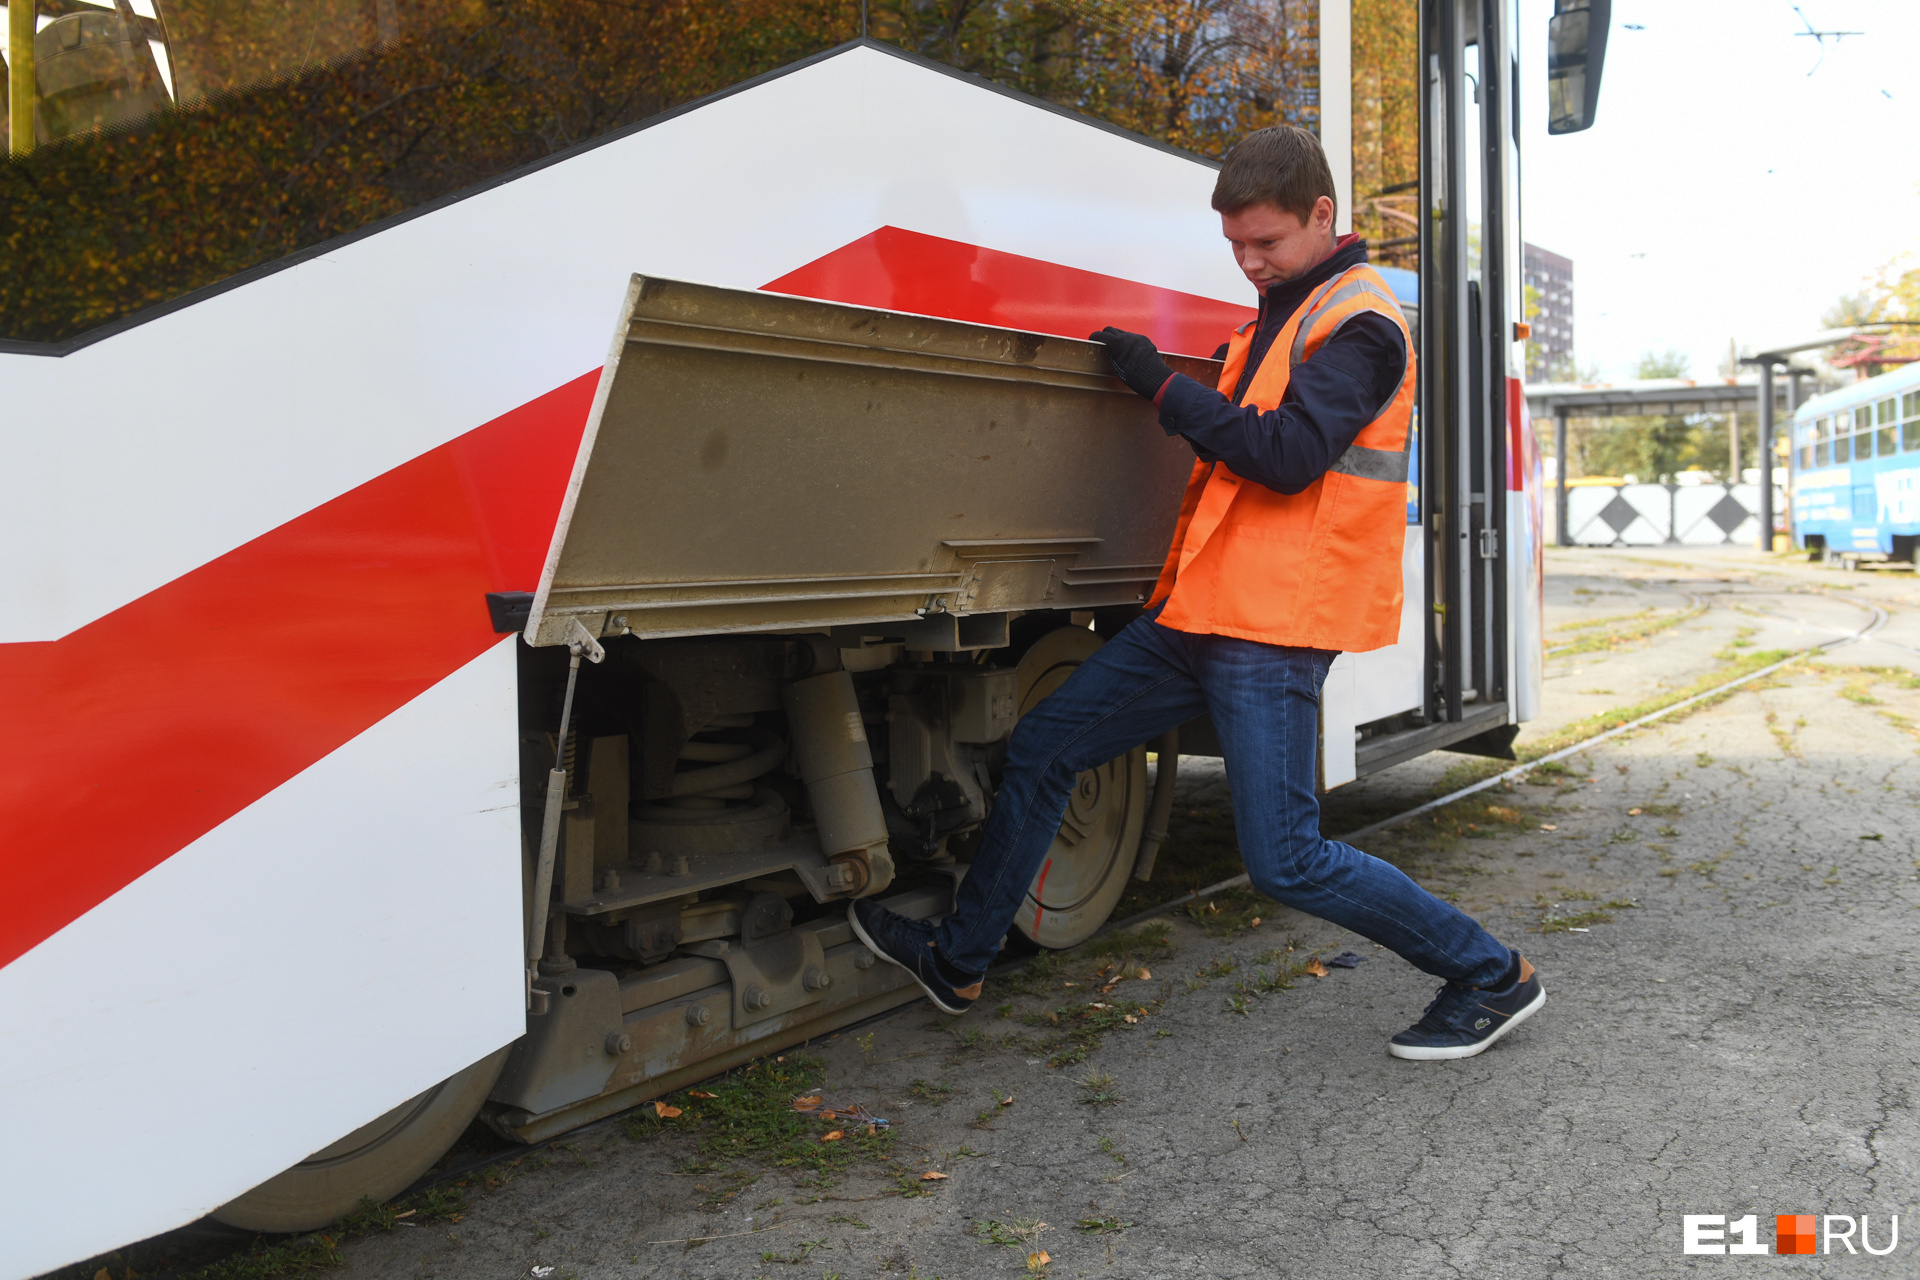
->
[1477,529,1499,559]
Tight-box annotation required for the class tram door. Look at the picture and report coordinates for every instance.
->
[1422,0,1516,729]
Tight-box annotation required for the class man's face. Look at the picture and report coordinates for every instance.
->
[1221,197,1337,293]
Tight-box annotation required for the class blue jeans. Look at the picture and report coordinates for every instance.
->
[933,611,1513,986]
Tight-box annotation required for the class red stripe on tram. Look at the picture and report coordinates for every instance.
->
[0,228,1248,969]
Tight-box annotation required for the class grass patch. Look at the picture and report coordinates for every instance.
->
[1076,1071,1122,1106]
[909,1078,955,1105]
[1540,898,1639,931]
[1554,608,1658,634]
[1183,885,1276,936]
[974,1217,1050,1250]
[990,925,1173,1068]
[1427,649,1800,797]
[1548,601,1706,657]
[622,1053,894,1194]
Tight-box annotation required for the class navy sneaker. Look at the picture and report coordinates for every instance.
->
[1388,952,1545,1061]
[847,899,981,1016]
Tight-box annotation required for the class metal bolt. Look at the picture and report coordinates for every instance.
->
[685,1004,710,1027]
[605,1031,632,1055]
[673,854,691,876]
[743,984,771,1011]
[600,868,622,892]
[854,948,875,970]
[803,965,831,991]
[645,850,665,875]
[611,614,629,631]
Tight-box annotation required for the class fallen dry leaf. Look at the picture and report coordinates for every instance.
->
[393,1209,415,1220]
[654,1101,682,1118]
[1249,917,1262,927]
[1305,958,1329,978]
[821,1130,844,1141]
[920,1170,948,1180]
[1627,808,1643,816]
[999,1094,1015,1106]
[689,1089,716,1099]
[1028,1250,1051,1269]
[1136,967,1152,980]
[1540,824,1558,832]
[791,1095,824,1110]
[1123,1014,1139,1024]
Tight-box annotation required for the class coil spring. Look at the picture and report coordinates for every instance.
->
[662,714,777,811]
[635,714,788,830]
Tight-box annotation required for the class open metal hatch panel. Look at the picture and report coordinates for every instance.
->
[526,276,1221,645]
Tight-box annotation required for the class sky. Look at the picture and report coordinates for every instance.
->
[1515,0,1920,382]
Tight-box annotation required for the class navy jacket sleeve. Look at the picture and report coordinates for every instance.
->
[1158,313,1407,495]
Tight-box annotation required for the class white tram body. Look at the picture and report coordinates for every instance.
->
[1,25,1545,1277]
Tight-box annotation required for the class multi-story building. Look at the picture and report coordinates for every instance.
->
[1523,242,1575,381]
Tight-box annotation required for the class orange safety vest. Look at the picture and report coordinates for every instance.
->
[1148,262,1415,652]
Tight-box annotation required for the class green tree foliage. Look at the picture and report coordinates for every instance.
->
[2,0,1329,342]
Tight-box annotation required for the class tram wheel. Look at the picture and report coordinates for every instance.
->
[211,1046,510,1232]
[1009,627,1149,950]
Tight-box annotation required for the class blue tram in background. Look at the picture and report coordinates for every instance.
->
[1791,362,1920,565]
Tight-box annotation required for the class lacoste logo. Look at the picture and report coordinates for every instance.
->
[1474,1017,1491,1030]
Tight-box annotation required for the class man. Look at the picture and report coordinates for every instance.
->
[848,125,1545,1062]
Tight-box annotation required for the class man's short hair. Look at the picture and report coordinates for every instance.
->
[1210,126,1338,223]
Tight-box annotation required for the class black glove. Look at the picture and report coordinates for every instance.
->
[1090,326,1175,400]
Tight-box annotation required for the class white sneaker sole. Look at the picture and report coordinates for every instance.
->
[1387,985,1546,1061]
[845,902,971,1016]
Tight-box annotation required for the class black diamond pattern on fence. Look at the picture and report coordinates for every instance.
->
[1706,492,1750,535]
[1599,493,1641,535]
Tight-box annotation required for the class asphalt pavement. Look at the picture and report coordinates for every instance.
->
[327,547,1920,1279]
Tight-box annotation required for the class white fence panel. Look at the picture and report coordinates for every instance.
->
[1564,482,1778,547]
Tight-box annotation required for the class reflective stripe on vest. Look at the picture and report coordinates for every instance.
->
[1148,262,1416,653]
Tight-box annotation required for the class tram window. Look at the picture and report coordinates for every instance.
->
[1817,438,1831,466]
[1855,406,1875,435]
[1351,0,1419,277]
[1800,443,1813,469]
[1836,432,1853,463]
[1879,426,1898,456]
[1905,393,1920,452]
[1,1,1328,345]
[1878,398,1898,426]
[1816,415,1831,442]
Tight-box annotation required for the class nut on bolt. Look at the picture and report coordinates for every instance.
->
[854,947,875,970]
[605,1031,632,1055]
[803,965,831,991]
[684,1004,710,1027]
[743,984,772,1011]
